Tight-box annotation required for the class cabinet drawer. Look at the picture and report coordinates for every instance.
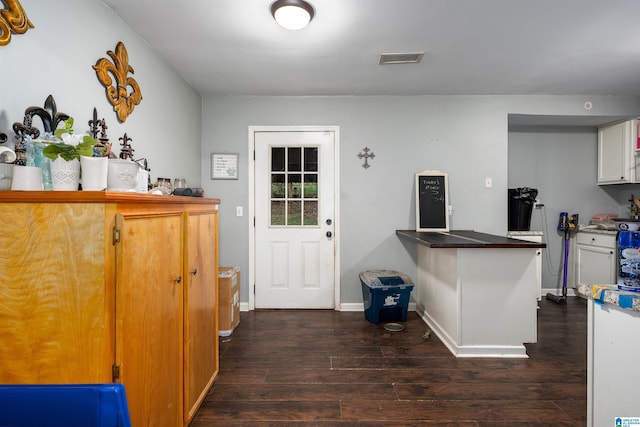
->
[576,232,616,248]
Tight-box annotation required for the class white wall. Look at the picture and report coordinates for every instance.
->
[0,0,202,186]
[508,125,640,291]
[202,95,640,305]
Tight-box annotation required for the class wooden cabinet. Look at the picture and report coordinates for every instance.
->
[574,232,617,286]
[0,192,220,427]
[115,211,185,427]
[597,118,639,184]
[0,202,114,384]
[184,211,219,424]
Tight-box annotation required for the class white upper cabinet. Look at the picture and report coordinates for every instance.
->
[597,118,639,184]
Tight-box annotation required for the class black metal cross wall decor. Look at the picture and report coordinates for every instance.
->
[357,147,375,169]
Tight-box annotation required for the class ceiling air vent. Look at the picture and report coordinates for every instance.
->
[378,52,424,65]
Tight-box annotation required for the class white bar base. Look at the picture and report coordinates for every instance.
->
[416,303,528,358]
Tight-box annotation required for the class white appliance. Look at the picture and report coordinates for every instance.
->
[507,231,543,301]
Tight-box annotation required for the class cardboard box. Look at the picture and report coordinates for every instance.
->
[219,266,240,336]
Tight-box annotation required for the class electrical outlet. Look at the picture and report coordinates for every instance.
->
[485,177,493,188]
[448,206,453,216]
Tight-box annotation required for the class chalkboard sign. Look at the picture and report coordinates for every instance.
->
[415,170,449,232]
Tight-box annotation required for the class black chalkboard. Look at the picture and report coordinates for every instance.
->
[415,170,449,232]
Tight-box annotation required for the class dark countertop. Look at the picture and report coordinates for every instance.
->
[396,229,547,249]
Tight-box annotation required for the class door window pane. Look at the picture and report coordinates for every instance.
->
[271,174,285,198]
[303,174,318,198]
[304,201,318,225]
[288,174,302,199]
[272,147,285,172]
[271,201,285,225]
[288,147,301,172]
[304,147,318,172]
[288,201,302,225]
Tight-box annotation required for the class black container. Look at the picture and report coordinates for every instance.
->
[172,187,204,197]
[508,187,538,231]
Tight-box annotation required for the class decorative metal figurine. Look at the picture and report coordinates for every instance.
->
[357,147,375,169]
[12,115,39,166]
[99,119,113,157]
[88,107,101,139]
[88,107,113,157]
[0,0,34,46]
[118,133,134,160]
[24,94,69,134]
[11,95,69,165]
[93,41,143,123]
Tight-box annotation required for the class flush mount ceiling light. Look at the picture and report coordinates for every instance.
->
[271,0,315,30]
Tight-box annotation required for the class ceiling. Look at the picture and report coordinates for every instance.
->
[101,0,640,98]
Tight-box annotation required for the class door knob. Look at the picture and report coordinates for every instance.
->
[326,231,332,238]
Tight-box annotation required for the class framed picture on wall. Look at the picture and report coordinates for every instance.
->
[211,153,239,180]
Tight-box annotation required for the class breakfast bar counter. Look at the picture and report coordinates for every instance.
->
[397,230,546,358]
[396,229,546,249]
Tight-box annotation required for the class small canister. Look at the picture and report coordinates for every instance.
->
[137,169,149,193]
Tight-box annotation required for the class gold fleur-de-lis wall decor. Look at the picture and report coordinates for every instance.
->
[0,0,34,46]
[93,41,143,123]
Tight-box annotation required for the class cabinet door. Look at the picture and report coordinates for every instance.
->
[598,121,632,184]
[576,244,616,286]
[115,213,183,427]
[0,203,111,384]
[184,211,219,423]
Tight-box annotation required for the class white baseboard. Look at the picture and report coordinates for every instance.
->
[240,302,418,312]
[339,303,363,311]
[541,287,577,298]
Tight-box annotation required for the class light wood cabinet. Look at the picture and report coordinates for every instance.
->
[597,118,639,184]
[184,211,219,423]
[115,211,185,427]
[0,192,220,427]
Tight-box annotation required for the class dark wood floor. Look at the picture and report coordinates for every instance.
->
[191,297,587,426]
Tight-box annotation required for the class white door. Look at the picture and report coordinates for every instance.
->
[254,130,336,308]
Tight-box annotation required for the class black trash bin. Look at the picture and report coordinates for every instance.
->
[508,187,538,231]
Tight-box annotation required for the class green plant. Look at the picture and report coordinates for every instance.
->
[43,117,97,161]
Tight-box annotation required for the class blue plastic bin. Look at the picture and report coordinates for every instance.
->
[360,270,414,323]
[0,383,131,427]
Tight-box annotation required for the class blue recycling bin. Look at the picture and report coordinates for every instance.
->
[0,383,131,427]
[360,270,414,323]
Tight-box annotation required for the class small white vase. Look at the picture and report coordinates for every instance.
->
[50,157,80,191]
[80,156,108,191]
